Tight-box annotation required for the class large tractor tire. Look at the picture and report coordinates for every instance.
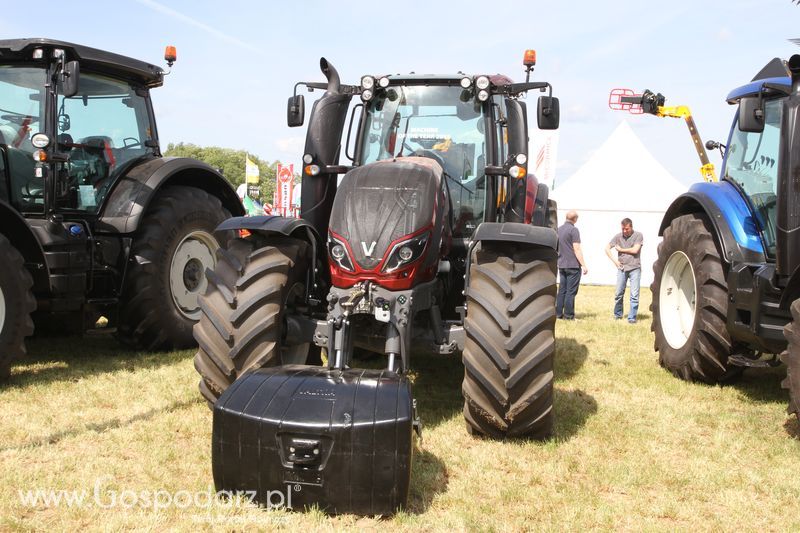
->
[651,213,732,383]
[193,237,313,404]
[462,242,557,439]
[782,300,800,421]
[0,234,36,380]
[116,186,230,350]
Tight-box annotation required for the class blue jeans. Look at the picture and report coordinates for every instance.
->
[614,268,641,320]
[556,268,582,319]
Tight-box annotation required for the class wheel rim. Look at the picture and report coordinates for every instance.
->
[0,285,5,334]
[660,251,697,349]
[169,230,218,320]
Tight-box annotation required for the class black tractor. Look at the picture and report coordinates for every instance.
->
[195,52,560,513]
[0,38,243,378]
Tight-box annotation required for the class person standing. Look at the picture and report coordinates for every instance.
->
[556,210,588,320]
[605,217,643,323]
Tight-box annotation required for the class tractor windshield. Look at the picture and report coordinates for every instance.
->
[360,84,487,238]
[55,72,156,213]
[725,97,783,257]
[0,66,46,213]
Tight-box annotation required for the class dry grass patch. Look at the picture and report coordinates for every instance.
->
[2,286,800,530]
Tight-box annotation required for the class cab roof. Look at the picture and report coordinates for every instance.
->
[726,57,791,103]
[0,38,164,88]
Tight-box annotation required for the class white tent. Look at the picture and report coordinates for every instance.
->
[551,121,687,287]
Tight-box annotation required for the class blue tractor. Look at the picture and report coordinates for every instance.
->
[649,54,800,419]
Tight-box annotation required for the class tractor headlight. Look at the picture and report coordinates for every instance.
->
[382,232,429,273]
[378,76,390,88]
[475,76,490,90]
[361,76,375,90]
[361,89,373,102]
[515,153,527,165]
[477,89,490,102]
[329,237,354,272]
[460,77,472,89]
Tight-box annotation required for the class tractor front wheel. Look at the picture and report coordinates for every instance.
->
[193,237,313,404]
[651,214,732,382]
[782,299,800,422]
[116,186,230,350]
[0,234,36,379]
[462,242,557,439]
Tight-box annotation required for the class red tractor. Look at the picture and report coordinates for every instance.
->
[195,51,560,513]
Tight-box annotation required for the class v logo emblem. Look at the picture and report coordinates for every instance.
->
[361,241,377,257]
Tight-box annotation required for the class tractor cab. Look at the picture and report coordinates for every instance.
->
[0,38,164,217]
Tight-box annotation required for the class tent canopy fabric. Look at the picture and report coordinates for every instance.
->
[550,121,687,287]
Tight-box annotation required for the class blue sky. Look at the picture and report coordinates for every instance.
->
[3,0,799,187]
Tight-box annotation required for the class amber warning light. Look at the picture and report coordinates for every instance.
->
[164,45,177,67]
[523,50,537,67]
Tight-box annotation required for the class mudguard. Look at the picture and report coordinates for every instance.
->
[212,365,415,515]
[472,221,557,249]
[96,156,243,234]
[215,215,321,244]
[659,181,766,265]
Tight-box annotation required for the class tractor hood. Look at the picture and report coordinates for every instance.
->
[329,157,443,271]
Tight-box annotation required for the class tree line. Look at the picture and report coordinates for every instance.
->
[165,143,299,204]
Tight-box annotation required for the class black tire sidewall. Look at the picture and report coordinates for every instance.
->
[152,206,223,341]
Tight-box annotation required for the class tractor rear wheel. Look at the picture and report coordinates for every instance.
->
[116,186,230,350]
[193,237,313,404]
[462,242,557,439]
[651,214,732,382]
[782,299,800,421]
[0,234,36,379]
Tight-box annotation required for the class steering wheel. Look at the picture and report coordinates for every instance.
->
[122,137,142,148]
[1,113,38,125]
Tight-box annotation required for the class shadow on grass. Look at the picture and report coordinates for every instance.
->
[555,337,588,382]
[553,388,598,442]
[727,365,788,405]
[0,398,198,452]
[5,335,187,389]
[407,447,448,514]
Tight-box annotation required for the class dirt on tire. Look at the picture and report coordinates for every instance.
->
[651,213,732,382]
[461,242,557,439]
[193,237,310,404]
[116,186,230,350]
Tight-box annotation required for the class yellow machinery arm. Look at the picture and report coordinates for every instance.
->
[611,89,718,182]
[655,105,717,183]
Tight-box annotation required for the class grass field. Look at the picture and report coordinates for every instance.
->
[2,285,800,531]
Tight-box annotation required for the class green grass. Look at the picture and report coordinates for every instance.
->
[2,286,800,530]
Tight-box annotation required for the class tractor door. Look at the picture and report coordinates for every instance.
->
[723,97,783,258]
[54,72,157,213]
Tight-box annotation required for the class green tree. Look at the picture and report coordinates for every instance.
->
[165,143,300,205]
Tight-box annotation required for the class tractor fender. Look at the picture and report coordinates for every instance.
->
[659,181,766,265]
[0,199,49,287]
[215,215,322,245]
[472,221,557,250]
[95,157,244,234]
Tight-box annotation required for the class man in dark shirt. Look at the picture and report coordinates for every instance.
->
[605,217,644,323]
[556,210,588,320]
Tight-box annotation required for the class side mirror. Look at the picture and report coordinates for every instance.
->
[61,60,80,98]
[287,95,305,127]
[738,97,765,133]
[537,96,559,130]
